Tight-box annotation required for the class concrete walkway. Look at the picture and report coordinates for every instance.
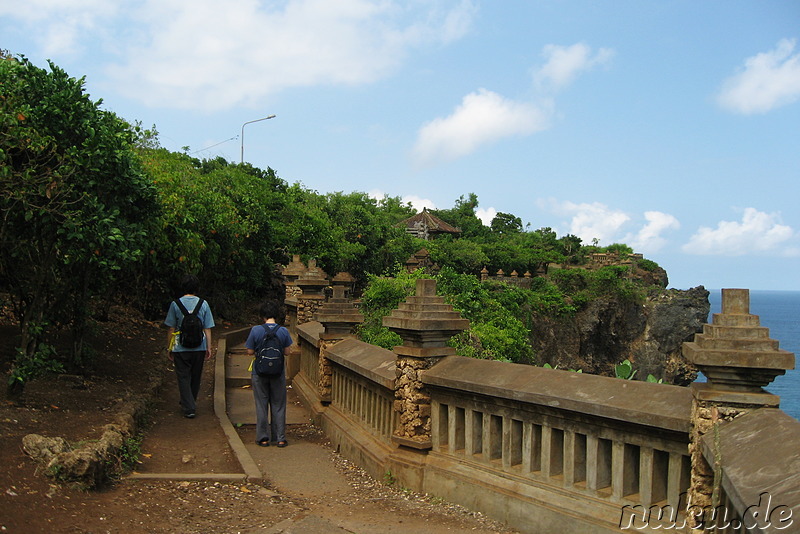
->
[217,333,515,533]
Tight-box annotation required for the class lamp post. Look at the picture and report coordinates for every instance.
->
[240,114,276,163]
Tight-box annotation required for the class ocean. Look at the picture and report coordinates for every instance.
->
[706,289,800,421]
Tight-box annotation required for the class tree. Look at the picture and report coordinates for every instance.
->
[490,212,523,236]
[0,57,158,393]
[432,193,489,239]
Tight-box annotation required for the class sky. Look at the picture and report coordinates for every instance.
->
[3,0,800,291]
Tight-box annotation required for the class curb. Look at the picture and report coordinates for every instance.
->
[213,327,263,483]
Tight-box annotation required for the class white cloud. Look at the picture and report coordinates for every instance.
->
[368,190,436,212]
[102,0,477,110]
[717,38,800,115]
[412,89,550,166]
[623,211,680,253]
[475,207,497,226]
[1,0,118,56]
[5,0,476,110]
[682,208,794,256]
[400,194,437,212]
[411,41,612,166]
[548,200,630,246]
[534,42,614,92]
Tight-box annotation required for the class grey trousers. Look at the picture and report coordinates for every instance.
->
[173,350,205,415]
[252,371,287,443]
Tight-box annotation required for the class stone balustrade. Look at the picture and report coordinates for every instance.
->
[284,270,799,533]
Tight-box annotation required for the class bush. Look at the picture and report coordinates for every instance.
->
[355,268,426,350]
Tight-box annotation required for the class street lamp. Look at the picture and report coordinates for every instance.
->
[240,114,276,163]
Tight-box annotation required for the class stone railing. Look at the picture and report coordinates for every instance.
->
[286,275,798,533]
[327,338,396,443]
[424,356,693,531]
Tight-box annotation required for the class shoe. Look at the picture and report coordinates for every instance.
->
[257,440,270,447]
[276,440,288,448]
[184,412,196,419]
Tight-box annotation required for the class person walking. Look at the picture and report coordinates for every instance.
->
[245,300,293,447]
[164,274,215,418]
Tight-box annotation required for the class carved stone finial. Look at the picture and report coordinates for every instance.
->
[683,288,794,396]
[315,285,363,337]
[383,278,469,355]
[282,254,307,281]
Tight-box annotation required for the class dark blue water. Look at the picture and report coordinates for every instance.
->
[707,289,799,421]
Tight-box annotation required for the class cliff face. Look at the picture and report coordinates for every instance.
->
[529,286,710,385]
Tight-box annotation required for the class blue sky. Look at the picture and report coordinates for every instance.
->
[3,1,800,291]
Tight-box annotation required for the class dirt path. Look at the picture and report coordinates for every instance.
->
[0,315,516,533]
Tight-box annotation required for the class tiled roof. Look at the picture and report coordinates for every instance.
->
[397,208,462,234]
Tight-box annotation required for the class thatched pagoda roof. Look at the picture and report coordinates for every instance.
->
[397,208,461,236]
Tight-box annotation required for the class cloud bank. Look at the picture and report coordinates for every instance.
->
[624,211,680,254]
[682,208,794,256]
[540,199,680,253]
[717,38,800,114]
[6,0,478,110]
[548,200,630,245]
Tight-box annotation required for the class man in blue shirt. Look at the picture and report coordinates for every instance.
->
[164,274,215,418]
[245,300,293,447]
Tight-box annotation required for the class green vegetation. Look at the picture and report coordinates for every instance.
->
[614,359,663,383]
[1,56,666,390]
[112,434,144,476]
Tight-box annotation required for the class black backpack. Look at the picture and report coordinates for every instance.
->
[254,324,284,377]
[174,298,205,349]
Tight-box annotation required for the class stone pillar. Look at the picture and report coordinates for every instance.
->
[294,259,329,326]
[331,271,355,299]
[282,255,306,337]
[682,288,794,526]
[282,254,306,299]
[383,279,469,449]
[480,267,489,282]
[314,285,363,403]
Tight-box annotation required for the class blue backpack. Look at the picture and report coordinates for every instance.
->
[254,324,284,377]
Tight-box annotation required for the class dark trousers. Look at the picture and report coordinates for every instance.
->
[173,351,205,415]
[252,372,287,443]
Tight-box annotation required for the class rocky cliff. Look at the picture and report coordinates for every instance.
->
[529,286,710,385]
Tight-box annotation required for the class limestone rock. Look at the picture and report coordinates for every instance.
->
[531,286,709,384]
[22,434,71,463]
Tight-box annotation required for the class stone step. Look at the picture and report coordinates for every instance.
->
[695,336,779,351]
[226,351,253,388]
[683,342,794,369]
[702,324,770,339]
[226,385,310,426]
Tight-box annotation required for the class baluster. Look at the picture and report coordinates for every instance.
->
[640,446,655,506]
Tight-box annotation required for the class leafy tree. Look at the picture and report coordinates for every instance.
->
[557,233,584,264]
[426,236,489,274]
[319,191,416,281]
[604,243,634,256]
[432,193,489,239]
[490,212,523,236]
[0,57,158,391]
